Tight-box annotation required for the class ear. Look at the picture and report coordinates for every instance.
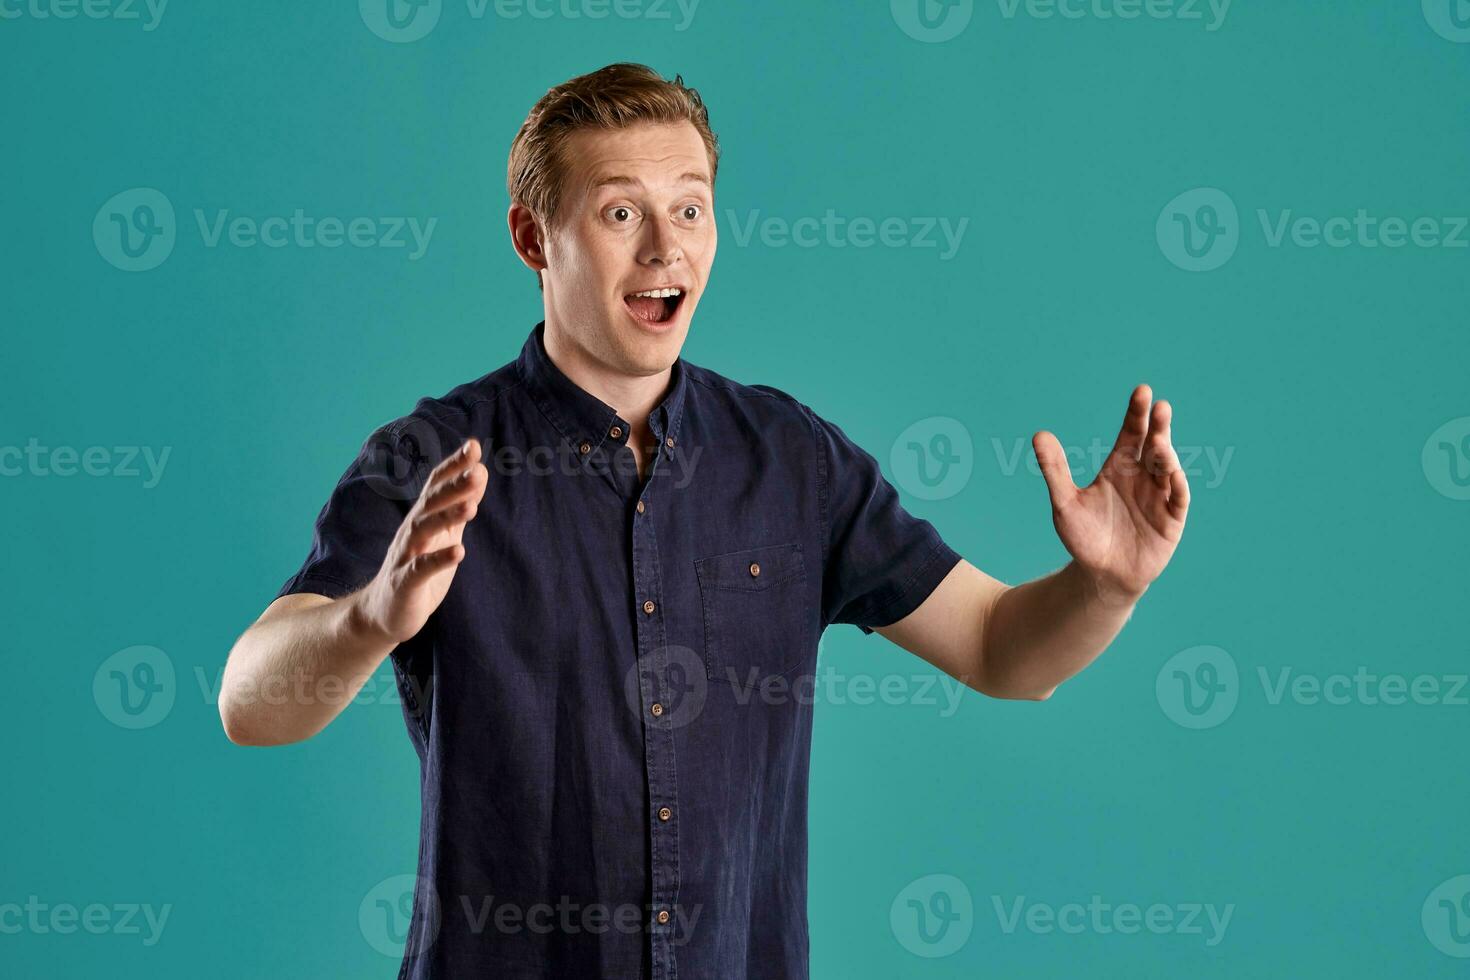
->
[507,204,549,277]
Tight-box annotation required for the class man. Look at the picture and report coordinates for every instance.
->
[220,63,1189,979]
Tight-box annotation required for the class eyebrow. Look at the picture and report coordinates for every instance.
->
[590,172,711,191]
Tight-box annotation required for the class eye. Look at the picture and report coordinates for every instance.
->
[679,204,703,222]
[607,206,637,224]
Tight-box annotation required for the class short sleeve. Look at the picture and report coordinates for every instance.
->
[276,411,450,601]
[804,404,964,634]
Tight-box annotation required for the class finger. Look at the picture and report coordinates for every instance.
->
[1032,431,1077,509]
[1144,397,1171,457]
[422,439,482,496]
[1166,466,1191,520]
[419,460,488,516]
[400,542,465,587]
[1143,400,1177,486]
[1147,440,1181,489]
[1109,384,1152,464]
[405,499,477,557]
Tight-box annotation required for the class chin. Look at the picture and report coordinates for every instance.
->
[618,324,683,370]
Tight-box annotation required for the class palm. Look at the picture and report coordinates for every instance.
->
[1033,385,1190,601]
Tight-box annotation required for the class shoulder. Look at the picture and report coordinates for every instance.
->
[353,356,523,470]
[682,358,820,434]
[680,358,880,474]
[415,357,524,423]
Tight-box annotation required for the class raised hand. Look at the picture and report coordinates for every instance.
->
[1031,385,1190,606]
[357,438,488,643]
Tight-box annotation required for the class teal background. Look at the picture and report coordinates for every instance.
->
[3,1,1468,976]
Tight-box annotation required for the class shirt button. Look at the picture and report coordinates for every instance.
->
[656,910,670,925]
[578,441,591,454]
[643,599,656,614]
[658,806,672,821]
[636,499,645,514]
[664,436,675,449]
[650,702,664,717]
[749,562,761,577]
[609,425,622,438]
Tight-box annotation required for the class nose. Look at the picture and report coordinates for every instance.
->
[639,213,683,268]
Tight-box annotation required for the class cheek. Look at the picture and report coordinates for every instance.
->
[691,229,717,271]
[557,231,608,287]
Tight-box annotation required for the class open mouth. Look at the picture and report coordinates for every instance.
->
[623,287,687,326]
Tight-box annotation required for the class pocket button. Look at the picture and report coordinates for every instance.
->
[694,543,807,686]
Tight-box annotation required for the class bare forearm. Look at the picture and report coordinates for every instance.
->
[220,592,397,746]
[979,561,1140,700]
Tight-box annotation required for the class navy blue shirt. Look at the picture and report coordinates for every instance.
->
[276,321,963,979]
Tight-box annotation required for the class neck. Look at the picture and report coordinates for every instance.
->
[542,320,671,449]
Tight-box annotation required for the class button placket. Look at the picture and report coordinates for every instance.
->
[629,444,681,980]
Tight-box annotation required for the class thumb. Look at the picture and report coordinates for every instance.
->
[1032,431,1075,510]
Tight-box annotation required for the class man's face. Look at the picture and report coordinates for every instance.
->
[535,121,716,377]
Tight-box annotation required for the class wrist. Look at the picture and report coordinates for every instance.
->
[344,587,397,647]
[1069,561,1146,612]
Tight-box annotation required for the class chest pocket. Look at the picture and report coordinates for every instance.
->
[694,542,807,688]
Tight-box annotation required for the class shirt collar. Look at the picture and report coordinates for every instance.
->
[515,320,689,464]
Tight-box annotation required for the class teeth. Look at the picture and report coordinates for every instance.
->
[631,288,682,299]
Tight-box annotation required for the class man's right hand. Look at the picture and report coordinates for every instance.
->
[354,438,489,644]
